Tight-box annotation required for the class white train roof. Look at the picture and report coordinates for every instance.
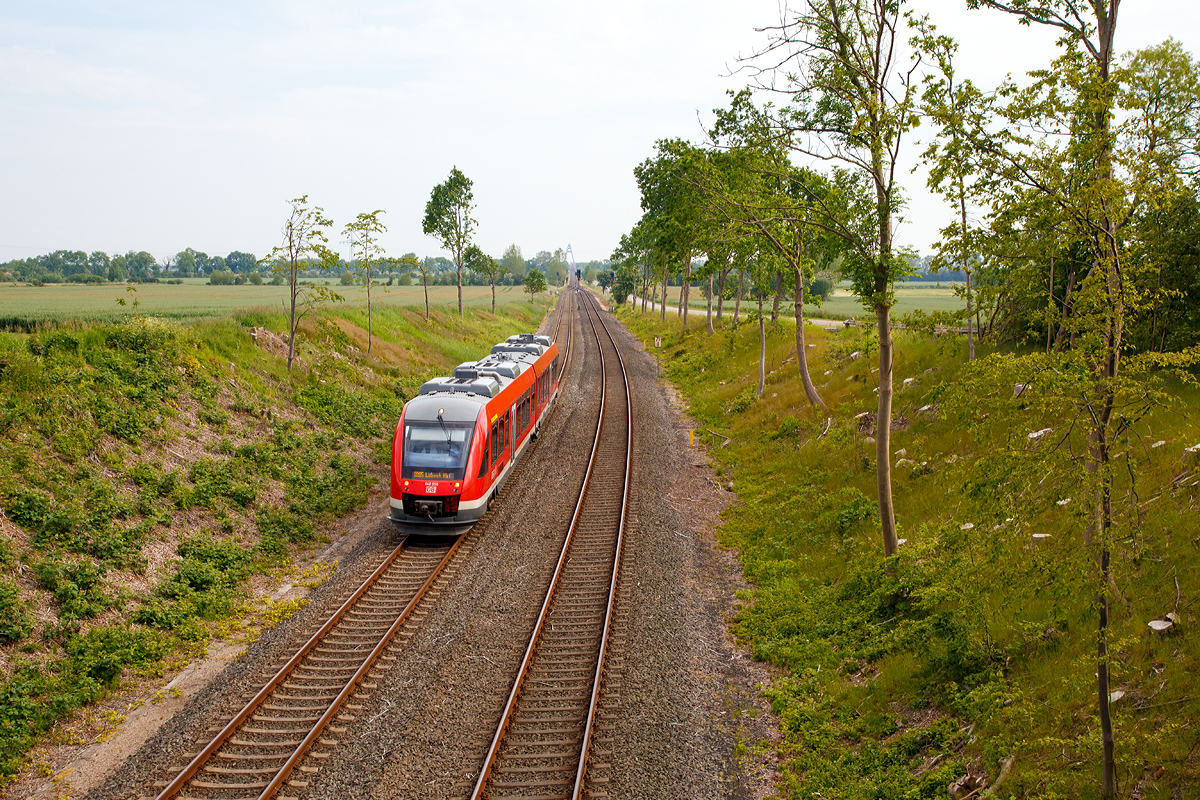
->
[415,333,550,404]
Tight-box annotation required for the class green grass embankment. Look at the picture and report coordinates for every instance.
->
[0,298,550,783]
[636,281,966,320]
[618,306,1199,799]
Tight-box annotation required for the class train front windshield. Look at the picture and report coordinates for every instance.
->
[402,422,474,481]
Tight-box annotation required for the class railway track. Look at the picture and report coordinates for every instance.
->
[471,288,631,800]
[149,539,459,800]
[149,289,581,800]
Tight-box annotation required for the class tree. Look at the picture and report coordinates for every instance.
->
[125,251,157,281]
[88,251,111,279]
[422,167,476,317]
[746,0,922,558]
[466,245,506,314]
[343,209,387,355]
[634,140,707,325]
[261,196,339,370]
[612,266,636,306]
[918,26,990,361]
[962,3,1166,794]
[225,251,258,274]
[703,92,831,408]
[501,244,526,279]
[412,256,437,322]
[524,268,546,301]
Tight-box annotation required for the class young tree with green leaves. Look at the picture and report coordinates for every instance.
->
[962,3,1194,793]
[918,26,991,361]
[702,93,832,408]
[422,167,476,318]
[465,245,506,314]
[501,244,526,280]
[523,268,546,301]
[634,140,707,326]
[261,196,339,370]
[746,0,922,556]
[343,210,386,356]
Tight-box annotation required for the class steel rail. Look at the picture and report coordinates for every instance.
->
[470,287,632,800]
[256,537,463,798]
[153,540,409,800]
[571,289,632,797]
[154,535,463,800]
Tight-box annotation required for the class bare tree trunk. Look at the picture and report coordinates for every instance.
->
[287,267,298,369]
[1149,247,1164,351]
[1047,255,1055,353]
[733,271,743,325]
[661,262,668,322]
[1053,270,1077,351]
[794,256,826,408]
[457,261,463,317]
[757,294,765,398]
[492,279,496,314]
[681,257,690,326]
[367,270,373,355]
[960,183,973,361]
[876,302,898,556]
[423,276,430,323]
[706,274,714,333]
[771,270,781,322]
[717,268,727,321]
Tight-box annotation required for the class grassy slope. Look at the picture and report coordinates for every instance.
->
[618,305,1199,799]
[0,297,550,783]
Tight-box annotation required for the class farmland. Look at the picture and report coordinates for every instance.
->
[0,280,541,328]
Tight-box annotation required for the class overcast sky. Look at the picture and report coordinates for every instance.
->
[1,1,1196,266]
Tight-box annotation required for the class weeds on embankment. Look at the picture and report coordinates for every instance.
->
[0,298,549,784]
[620,306,1199,800]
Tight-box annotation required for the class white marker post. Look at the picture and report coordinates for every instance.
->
[654,335,661,376]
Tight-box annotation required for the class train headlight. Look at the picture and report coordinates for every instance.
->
[403,480,409,488]
[454,482,461,492]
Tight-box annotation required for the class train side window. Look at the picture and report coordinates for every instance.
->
[478,434,489,477]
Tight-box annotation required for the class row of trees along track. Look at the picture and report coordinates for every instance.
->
[148,291,580,800]
[470,287,632,800]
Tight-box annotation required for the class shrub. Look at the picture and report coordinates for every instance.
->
[726,386,756,415]
[0,579,34,644]
[35,559,113,625]
[809,276,834,301]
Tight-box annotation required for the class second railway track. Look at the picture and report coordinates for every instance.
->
[471,288,632,800]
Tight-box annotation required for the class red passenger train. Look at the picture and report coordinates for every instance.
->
[388,333,561,534]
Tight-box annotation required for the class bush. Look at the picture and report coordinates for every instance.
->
[726,386,756,415]
[809,276,834,302]
[35,559,113,625]
[0,579,34,644]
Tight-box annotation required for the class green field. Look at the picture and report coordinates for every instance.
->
[637,281,966,319]
[0,281,549,328]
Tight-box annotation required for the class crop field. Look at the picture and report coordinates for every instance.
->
[0,280,548,328]
[639,281,966,319]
